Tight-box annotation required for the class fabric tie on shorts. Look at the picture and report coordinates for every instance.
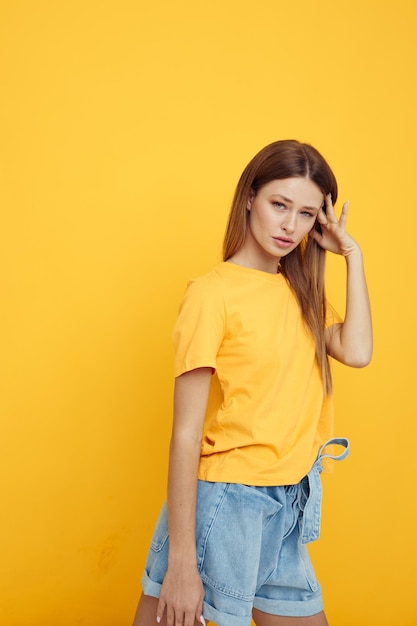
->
[299,437,350,544]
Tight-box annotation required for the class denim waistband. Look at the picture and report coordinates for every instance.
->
[299,437,350,544]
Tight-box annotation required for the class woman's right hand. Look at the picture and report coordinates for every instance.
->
[156,564,205,626]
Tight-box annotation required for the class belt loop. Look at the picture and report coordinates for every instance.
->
[300,437,350,544]
[316,437,350,472]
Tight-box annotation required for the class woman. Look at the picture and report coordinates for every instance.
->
[132,140,372,626]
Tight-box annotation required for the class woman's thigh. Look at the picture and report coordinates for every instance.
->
[252,608,329,626]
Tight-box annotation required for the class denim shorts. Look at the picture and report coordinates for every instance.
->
[141,438,349,626]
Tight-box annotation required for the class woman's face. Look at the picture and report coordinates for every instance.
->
[242,177,324,273]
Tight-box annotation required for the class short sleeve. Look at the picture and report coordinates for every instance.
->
[325,301,343,328]
[172,274,226,377]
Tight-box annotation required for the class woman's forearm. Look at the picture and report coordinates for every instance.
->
[166,367,212,564]
[166,433,202,565]
[328,245,373,367]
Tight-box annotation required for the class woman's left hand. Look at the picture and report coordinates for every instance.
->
[309,194,358,257]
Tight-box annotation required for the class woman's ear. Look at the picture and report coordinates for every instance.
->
[247,188,255,211]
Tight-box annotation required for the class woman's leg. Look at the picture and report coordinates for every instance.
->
[131,593,158,625]
[252,608,329,626]
[132,593,211,626]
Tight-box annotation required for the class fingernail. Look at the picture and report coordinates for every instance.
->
[200,616,206,626]
[156,618,161,624]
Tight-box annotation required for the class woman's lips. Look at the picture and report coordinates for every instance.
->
[272,236,294,249]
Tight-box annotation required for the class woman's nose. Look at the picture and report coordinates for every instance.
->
[282,214,296,233]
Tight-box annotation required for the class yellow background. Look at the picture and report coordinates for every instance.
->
[1,1,416,624]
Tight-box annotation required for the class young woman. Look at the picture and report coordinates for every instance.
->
[132,140,372,626]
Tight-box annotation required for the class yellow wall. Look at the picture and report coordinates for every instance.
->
[1,1,416,624]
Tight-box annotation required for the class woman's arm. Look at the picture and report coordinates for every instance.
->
[326,246,372,367]
[156,367,212,626]
[310,195,373,367]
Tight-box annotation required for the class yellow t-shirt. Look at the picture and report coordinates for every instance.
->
[172,262,340,486]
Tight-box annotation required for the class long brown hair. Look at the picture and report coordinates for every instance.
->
[223,140,338,394]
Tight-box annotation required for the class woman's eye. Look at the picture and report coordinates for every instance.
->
[273,202,285,209]
[301,211,314,218]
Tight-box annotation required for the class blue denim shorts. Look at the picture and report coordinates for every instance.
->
[141,438,349,626]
